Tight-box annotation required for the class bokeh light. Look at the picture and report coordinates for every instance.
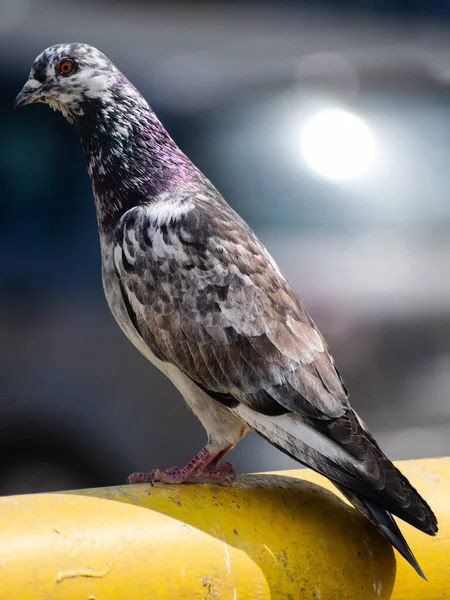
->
[300,109,376,181]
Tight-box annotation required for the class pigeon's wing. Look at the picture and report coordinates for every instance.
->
[114,195,437,539]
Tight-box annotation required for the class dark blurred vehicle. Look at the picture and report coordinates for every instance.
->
[2,0,450,494]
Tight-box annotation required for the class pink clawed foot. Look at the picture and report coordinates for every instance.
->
[126,446,237,486]
[151,466,235,485]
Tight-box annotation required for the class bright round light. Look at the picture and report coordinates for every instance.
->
[300,109,376,181]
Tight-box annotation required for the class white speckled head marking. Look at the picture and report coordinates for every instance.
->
[21,43,121,121]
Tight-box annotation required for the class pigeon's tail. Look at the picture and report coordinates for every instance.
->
[234,405,437,577]
[335,483,427,579]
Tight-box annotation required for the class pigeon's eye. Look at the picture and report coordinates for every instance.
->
[58,59,75,76]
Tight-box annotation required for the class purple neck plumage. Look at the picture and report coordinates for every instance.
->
[76,74,197,233]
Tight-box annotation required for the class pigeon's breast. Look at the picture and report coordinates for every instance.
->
[99,236,168,374]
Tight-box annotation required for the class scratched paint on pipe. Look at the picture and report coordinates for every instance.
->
[1,494,267,599]
[2,458,445,599]
[98,474,395,597]
[0,471,397,599]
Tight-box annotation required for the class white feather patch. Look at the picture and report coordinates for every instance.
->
[233,404,348,463]
[146,195,195,226]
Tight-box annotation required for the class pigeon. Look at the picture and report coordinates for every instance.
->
[15,43,437,578]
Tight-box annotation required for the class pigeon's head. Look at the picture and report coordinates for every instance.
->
[14,43,119,121]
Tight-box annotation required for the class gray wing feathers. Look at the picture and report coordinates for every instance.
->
[113,200,348,420]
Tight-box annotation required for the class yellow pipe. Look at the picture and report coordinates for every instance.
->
[0,458,447,599]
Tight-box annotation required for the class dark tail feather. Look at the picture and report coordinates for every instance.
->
[253,422,435,577]
[336,483,427,580]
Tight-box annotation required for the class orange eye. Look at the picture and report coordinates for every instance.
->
[58,59,75,76]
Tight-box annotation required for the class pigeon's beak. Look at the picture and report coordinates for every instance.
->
[14,79,43,109]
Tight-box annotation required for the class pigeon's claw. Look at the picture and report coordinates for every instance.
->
[126,471,155,485]
[150,466,234,486]
[126,445,237,487]
[126,466,235,486]
[127,464,236,486]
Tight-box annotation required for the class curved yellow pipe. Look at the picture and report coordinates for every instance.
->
[0,458,447,599]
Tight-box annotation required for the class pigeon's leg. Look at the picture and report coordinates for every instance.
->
[204,447,237,478]
[126,443,237,486]
[127,381,248,486]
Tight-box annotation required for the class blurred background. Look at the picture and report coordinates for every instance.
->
[2,0,450,495]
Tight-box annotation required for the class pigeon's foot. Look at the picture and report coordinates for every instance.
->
[126,446,237,486]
